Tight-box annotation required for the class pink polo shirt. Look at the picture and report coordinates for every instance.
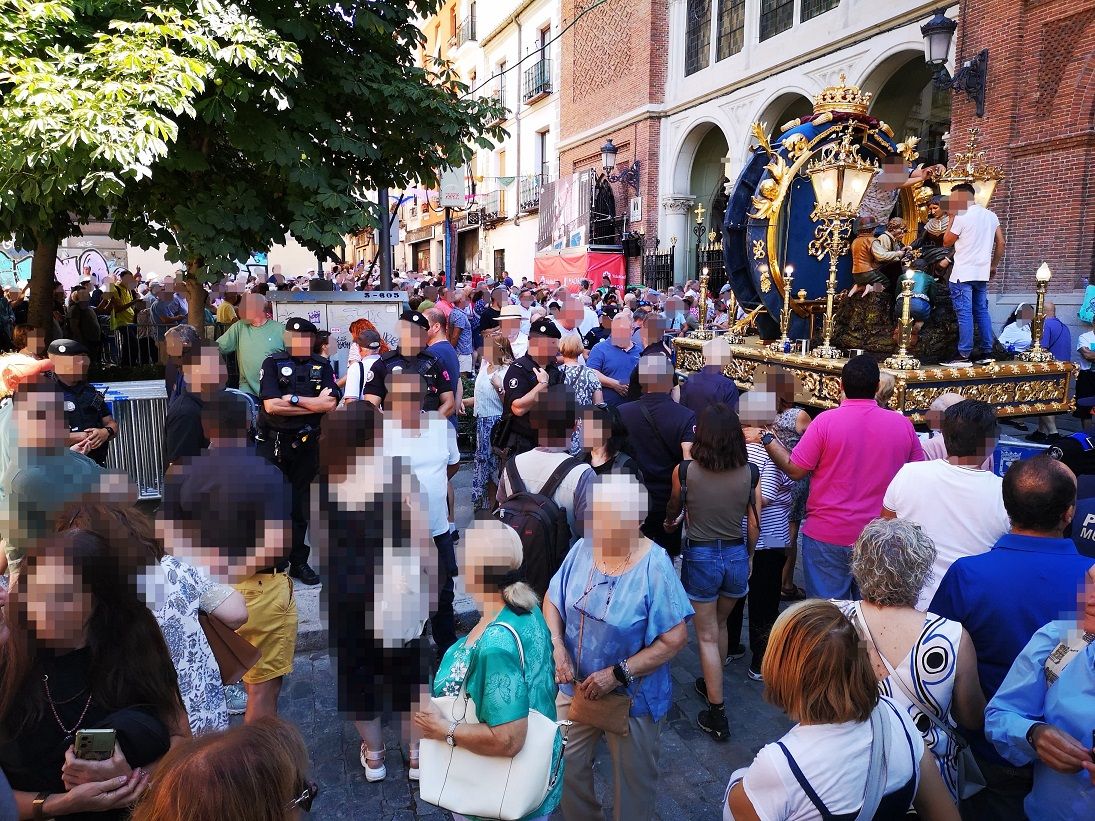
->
[790,399,925,546]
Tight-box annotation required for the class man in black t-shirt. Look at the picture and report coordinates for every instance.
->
[626,313,676,400]
[163,340,229,467]
[618,355,696,555]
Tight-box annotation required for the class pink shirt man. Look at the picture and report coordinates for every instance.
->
[791,399,925,546]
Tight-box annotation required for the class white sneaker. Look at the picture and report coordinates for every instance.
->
[360,744,386,782]
[941,358,973,368]
[408,750,420,782]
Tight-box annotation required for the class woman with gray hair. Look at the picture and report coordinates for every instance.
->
[836,517,986,802]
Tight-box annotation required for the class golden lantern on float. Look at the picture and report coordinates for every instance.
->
[936,127,1004,208]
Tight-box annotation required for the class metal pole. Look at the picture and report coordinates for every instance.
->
[378,188,392,290]
[444,206,453,290]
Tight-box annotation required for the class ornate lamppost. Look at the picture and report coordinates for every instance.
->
[769,264,795,352]
[805,126,880,359]
[1018,263,1055,363]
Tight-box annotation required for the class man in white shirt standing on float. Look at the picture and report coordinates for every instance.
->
[942,183,1005,367]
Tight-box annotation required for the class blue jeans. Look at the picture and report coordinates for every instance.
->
[681,540,749,602]
[951,280,995,357]
[800,535,857,599]
[909,296,931,322]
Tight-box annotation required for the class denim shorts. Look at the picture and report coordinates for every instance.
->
[909,296,931,321]
[681,540,749,602]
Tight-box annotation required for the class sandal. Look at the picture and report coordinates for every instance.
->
[780,584,806,601]
[360,744,386,782]
[406,747,420,783]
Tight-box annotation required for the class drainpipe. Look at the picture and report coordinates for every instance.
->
[513,15,523,227]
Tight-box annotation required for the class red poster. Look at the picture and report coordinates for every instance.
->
[534,248,625,291]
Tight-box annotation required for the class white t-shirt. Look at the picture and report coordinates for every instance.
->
[507,332,529,359]
[949,204,1000,282]
[1077,330,1095,371]
[998,321,1032,352]
[343,354,380,401]
[383,415,460,536]
[518,304,533,336]
[731,699,923,821]
[578,306,598,336]
[883,460,1009,610]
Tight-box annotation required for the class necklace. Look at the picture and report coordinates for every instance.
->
[597,547,633,576]
[42,674,93,736]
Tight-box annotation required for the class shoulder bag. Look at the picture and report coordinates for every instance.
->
[198,611,261,686]
[565,564,633,736]
[853,605,986,799]
[420,621,567,821]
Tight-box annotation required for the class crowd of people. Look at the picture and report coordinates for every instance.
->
[0,257,1093,821]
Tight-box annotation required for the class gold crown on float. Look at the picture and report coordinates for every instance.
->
[813,73,872,116]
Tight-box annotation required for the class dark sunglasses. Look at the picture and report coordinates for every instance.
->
[287,779,320,812]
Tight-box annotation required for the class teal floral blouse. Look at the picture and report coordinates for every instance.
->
[433,605,564,821]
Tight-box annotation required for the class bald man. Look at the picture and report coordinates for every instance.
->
[1031,300,1071,441]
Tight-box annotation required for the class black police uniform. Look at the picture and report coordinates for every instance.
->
[362,310,451,411]
[498,320,564,457]
[256,320,338,571]
[59,379,111,465]
[626,338,677,401]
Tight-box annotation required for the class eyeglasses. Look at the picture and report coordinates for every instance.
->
[287,780,320,812]
[574,578,618,623]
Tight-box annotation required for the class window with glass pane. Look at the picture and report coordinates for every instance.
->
[801,0,839,22]
[685,0,712,76]
[759,0,793,41]
[716,0,745,60]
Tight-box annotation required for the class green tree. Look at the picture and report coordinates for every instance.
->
[0,0,299,334]
[111,0,503,326]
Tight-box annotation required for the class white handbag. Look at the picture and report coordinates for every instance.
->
[419,621,566,820]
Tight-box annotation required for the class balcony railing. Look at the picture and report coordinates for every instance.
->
[523,59,552,104]
[519,175,544,213]
[457,14,476,46]
[482,190,506,224]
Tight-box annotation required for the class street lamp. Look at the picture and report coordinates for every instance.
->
[936,127,1004,208]
[600,138,641,193]
[806,126,879,358]
[1018,262,1055,362]
[921,9,989,118]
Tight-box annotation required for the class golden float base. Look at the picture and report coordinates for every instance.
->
[673,336,1076,423]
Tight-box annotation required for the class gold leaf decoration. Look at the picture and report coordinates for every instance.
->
[896,135,920,164]
[752,240,766,260]
[750,121,772,156]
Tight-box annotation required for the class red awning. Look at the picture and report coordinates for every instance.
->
[533,247,625,290]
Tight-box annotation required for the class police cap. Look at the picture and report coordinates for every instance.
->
[285,317,318,334]
[400,309,430,330]
[530,319,562,339]
[47,339,89,357]
[599,305,620,319]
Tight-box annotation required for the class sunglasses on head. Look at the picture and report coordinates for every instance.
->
[287,779,319,812]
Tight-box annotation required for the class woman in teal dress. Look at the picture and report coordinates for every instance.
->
[414,520,564,821]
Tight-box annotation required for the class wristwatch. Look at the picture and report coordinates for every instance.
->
[445,720,459,747]
[612,663,628,686]
[290,394,300,406]
[1025,721,1047,748]
[761,432,776,447]
[32,793,49,820]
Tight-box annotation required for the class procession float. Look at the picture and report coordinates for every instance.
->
[673,75,1074,423]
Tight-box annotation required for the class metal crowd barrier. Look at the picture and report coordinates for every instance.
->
[93,380,168,499]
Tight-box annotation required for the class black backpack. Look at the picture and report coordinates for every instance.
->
[498,455,584,598]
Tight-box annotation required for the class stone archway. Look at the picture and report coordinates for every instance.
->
[864,51,952,166]
[754,91,814,141]
[667,119,732,281]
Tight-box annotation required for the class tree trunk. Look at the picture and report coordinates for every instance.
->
[184,257,207,330]
[28,234,59,342]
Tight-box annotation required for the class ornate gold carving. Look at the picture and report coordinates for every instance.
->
[782,133,810,160]
[759,264,772,293]
[750,122,773,156]
[896,136,920,164]
[752,240,766,260]
[749,152,790,220]
[812,72,872,117]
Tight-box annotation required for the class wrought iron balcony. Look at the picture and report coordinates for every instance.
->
[482,190,506,224]
[519,175,544,213]
[523,59,552,104]
[457,14,476,46]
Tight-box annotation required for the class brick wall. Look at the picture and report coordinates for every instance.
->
[559,0,667,282]
[952,0,1095,299]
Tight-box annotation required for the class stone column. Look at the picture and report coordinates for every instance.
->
[661,195,694,284]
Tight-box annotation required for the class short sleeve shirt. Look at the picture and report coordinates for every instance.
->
[501,356,563,444]
[950,204,1000,282]
[363,350,450,411]
[586,339,641,407]
[617,393,696,500]
[257,354,337,430]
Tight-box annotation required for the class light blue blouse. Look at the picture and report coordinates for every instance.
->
[547,540,693,721]
[985,620,1095,821]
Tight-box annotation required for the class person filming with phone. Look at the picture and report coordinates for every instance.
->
[0,524,189,818]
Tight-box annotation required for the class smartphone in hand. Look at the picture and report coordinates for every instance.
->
[74,729,116,761]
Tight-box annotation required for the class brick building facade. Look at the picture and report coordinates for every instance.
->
[558,0,668,282]
[951,0,1095,300]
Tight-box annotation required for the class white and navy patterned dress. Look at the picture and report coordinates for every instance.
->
[837,600,965,800]
[154,555,229,735]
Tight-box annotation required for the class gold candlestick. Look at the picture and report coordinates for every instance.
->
[770,264,795,352]
[1018,262,1055,362]
[810,213,853,359]
[884,272,921,370]
[695,267,712,340]
[724,282,742,343]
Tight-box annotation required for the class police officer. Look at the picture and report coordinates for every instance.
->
[497,318,564,458]
[47,339,117,466]
[363,309,455,414]
[583,304,617,350]
[256,317,338,586]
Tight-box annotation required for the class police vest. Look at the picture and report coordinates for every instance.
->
[379,350,445,411]
[62,382,105,433]
[264,355,329,430]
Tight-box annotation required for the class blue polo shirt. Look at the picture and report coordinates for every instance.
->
[679,366,740,417]
[929,532,1094,763]
[1041,316,1071,362]
[426,340,461,427]
[586,339,641,408]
